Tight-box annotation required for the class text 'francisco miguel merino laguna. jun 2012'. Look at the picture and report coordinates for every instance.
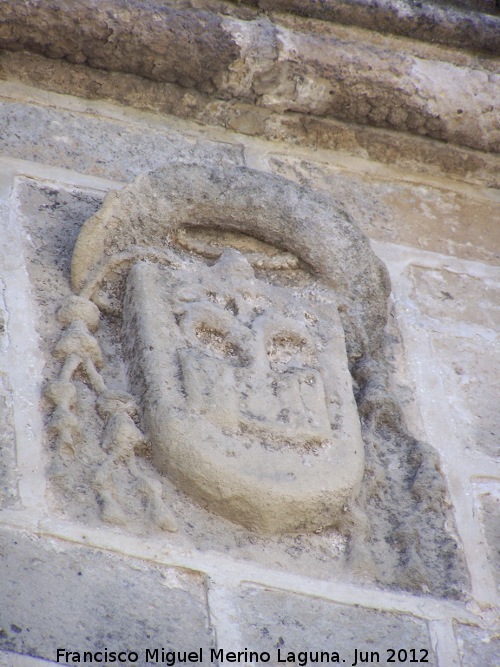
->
[56,646,432,665]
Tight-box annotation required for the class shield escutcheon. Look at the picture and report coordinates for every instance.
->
[69,163,390,534]
[123,248,364,534]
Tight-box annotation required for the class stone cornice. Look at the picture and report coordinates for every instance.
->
[0,0,498,153]
[235,0,500,55]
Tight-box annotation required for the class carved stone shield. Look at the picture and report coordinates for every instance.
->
[123,248,364,533]
[67,163,390,534]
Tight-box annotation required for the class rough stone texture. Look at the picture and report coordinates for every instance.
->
[53,163,389,538]
[15,179,105,375]
[0,376,16,508]
[0,192,18,509]
[236,586,437,666]
[403,267,499,460]
[0,100,243,182]
[479,491,500,589]
[221,18,500,153]
[0,0,498,659]
[70,163,391,357]
[454,623,500,667]
[0,527,214,664]
[0,0,498,152]
[16,177,353,577]
[266,154,500,265]
[124,253,364,534]
[0,653,59,666]
[432,337,499,459]
[237,0,500,53]
[2,53,499,188]
[408,267,500,331]
[0,0,239,92]
[25,163,464,597]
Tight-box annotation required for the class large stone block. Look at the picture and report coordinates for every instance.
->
[431,336,499,459]
[454,623,500,667]
[0,527,214,664]
[266,155,500,266]
[235,586,437,667]
[479,490,500,591]
[0,101,243,182]
[408,266,500,331]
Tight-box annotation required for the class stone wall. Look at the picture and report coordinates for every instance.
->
[0,1,498,665]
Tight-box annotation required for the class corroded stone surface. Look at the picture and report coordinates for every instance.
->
[2,52,498,188]
[0,379,16,508]
[236,586,437,666]
[64,162,388,535]
[408,267,500,331]
[479,491,500,588]
[266,154,500,265]
[124,251,364,533]
[432,336,499,459]
[454,623,500,667]
[0,528,213,662]
[236,0,500,53]
[0,0,239,92]
[0,0,498,151]
[0,100,243,182]
[38,163,463,595]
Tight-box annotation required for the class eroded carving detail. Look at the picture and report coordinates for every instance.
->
[123,249,363,533]
[46,295,177,532]
[47,163,390,535]
[42,163,466,599]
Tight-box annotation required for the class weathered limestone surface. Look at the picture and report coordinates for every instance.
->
[0,0,498,152]
[0,0,240,91]
[479,491,500,589]
[404,266,500,461]
[454,623,500,667]
[433,337,499,460]
[20,161,463,599]
[0,0,498,654]
[0,188,17,509]
[125,253,365,534]
[408,266,500,332]
[236,586,437,666]
[2,52,499,188]
[0,99,244,182]
[0,527,213,663]
[237,0,500,53]
[265,154,500,265]
[0,378,16,508]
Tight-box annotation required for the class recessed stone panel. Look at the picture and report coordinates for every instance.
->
[236,586,437,667]
[17,164,466,597]
[0,527,213,664]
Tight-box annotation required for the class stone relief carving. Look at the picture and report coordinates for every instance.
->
[123,250,364,534]
[42,163,466,596]
[47,163,389,535]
